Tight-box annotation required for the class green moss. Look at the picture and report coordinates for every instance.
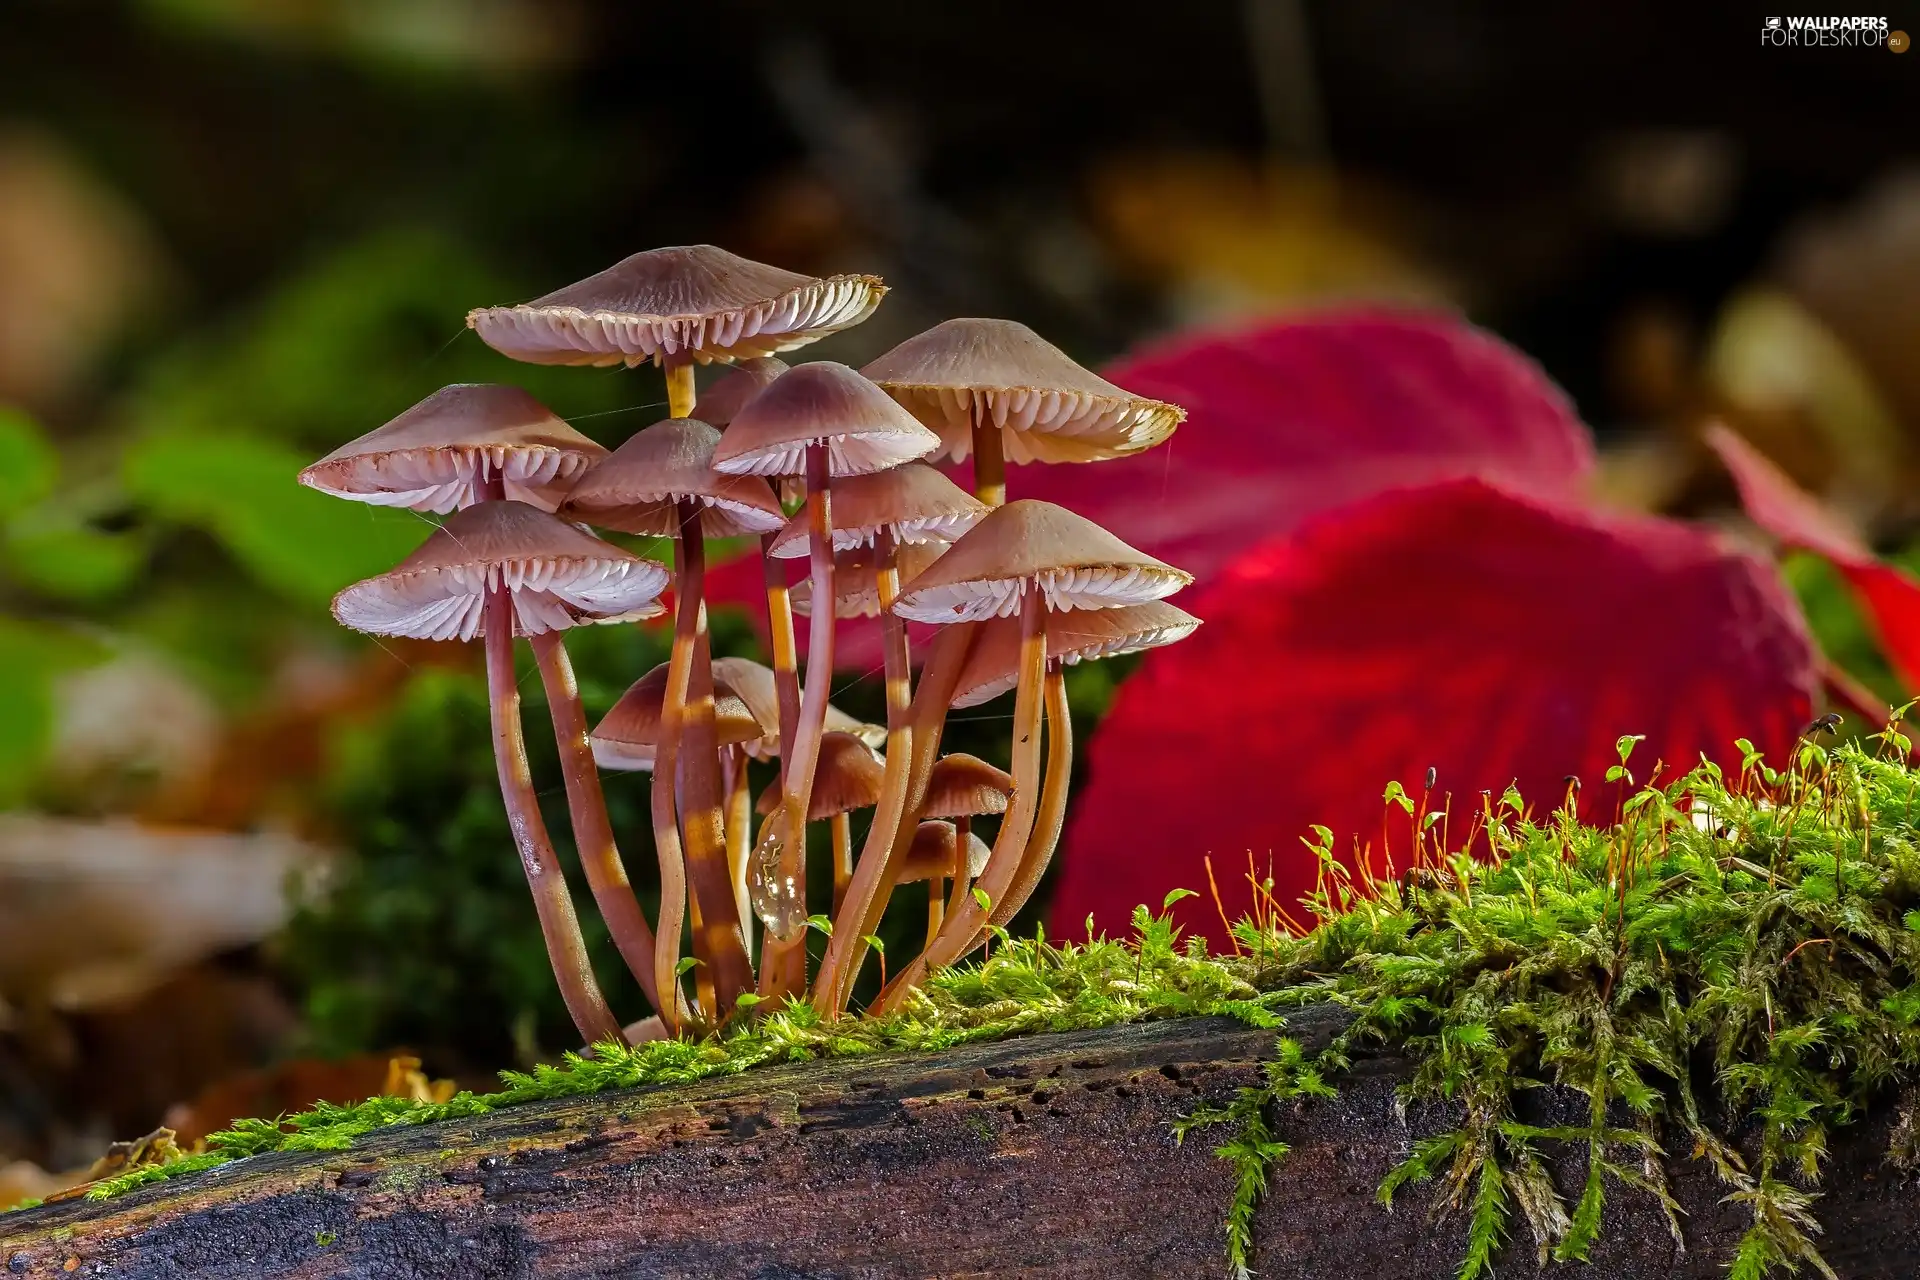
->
[25,731,1920,1280]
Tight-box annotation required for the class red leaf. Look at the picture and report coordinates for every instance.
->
[1012,308,1597,582]
[1048,479,1817,944]
[1705,422,1920,688]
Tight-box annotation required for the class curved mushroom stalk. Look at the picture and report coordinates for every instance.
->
[482,587,624,1049]
[656,497,755,1024]
[990,663,1072,930]
[529,631,668,1020]
[722,746,755,965]
[878,588,1046,1010]
[758,442,835,997]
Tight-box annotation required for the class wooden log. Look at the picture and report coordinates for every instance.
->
[3,1007,1919,1279]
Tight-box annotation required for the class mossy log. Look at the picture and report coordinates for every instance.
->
[5,1008,1920,1279]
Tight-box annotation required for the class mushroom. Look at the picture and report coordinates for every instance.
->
[588,662,766,773]
[331,501,670,1047]
[710,361,939,995]
[873,500,1191,1009]
[772,465,986,1006]
[918,755,1012,946]
[302,385,674,1033]
[563,417,784,1020]
[753,732,886,917]
[298,383,608,513]
[861,317,1184,507]
[946,602,1201,940]
[899,819,994,951]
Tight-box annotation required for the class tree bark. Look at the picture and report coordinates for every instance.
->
[5,1008,1920,1279]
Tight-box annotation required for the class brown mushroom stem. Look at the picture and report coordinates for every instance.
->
[810,529,914,1011]
[971,401,1006,507]
[759,532,803,769]
[664,362,697,420]
[815,619,978,1015]
[672,499,755,1019]
[925,882,944,951]
[722,746,755,964]
[528,631,668,1020]
[830,813,853,915]
[761,443,835,998]
[943,815,975,927]
[879,591,1045,1011]
[481,586,624,1049]
[989,663,1071,930]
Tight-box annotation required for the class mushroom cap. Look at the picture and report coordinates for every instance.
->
[753,731,886,820]
[861,318,1184,465]
[892,500,1192,623]
[710,361,941,478]
[768,462,987,559]
[560,418,785,538]
[590,661,765,772]
[331,501,668,642]
[709,656,885,760]
[922,753,1015,818]
[299,384,606,514]
[951,600,1202,708]
[466,246,885,368]
[791,541,948,619]
[898,820,992,883]
[694,357,789,427]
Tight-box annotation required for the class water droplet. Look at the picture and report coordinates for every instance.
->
[748,816,807,943]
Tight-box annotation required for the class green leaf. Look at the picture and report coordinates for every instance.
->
[972,886,992,911]
[123,431,429,605]
[4,522,147,602]
[733,992,763,1009]
[0,618,110,807]
[860,934,885,954]
[1163,887,1199,910]
[806,914,833,936]
[674,956,703,976]
[0,407,56,514]
[1615,734,1646,765]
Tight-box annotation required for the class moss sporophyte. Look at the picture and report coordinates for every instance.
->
[28,733,1920,1280]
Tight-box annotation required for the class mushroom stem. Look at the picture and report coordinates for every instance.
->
[674,500,755,1018]
[812,528,917,1011]
[664,361,697,420]
[760,532,802,770]
[990,663,1072,930]
[970,401,1006,507]
[816,619,977,1015]
[830,813,853,915]
[925,881,944,951]
[879,589,1045,1010]
[481,586,624,1049]
[528,631,669,1021]
[722,746,755,965]
[943,815,975,928]
[761,442,836,997]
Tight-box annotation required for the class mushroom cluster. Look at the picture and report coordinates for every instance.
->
[302,244,1198,1042]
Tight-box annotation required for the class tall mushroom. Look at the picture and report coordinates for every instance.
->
[876,501,1191,1008]
[948,601,1201,939]
[771,464,986,1004]
[899,820,993,949]
[861,317,1184,508]
[562,417,785,1019]
[331,501,669,1047]
[301,385,683,1026]
[710,361,940,995]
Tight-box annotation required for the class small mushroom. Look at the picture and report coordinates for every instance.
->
[899,819,994,950]
[331,502,670,1047]
[753,732,886,918]
[862,317,1185,506]
[589,662,765,773]
[918,755,1012,945]
[709,362,939,993]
